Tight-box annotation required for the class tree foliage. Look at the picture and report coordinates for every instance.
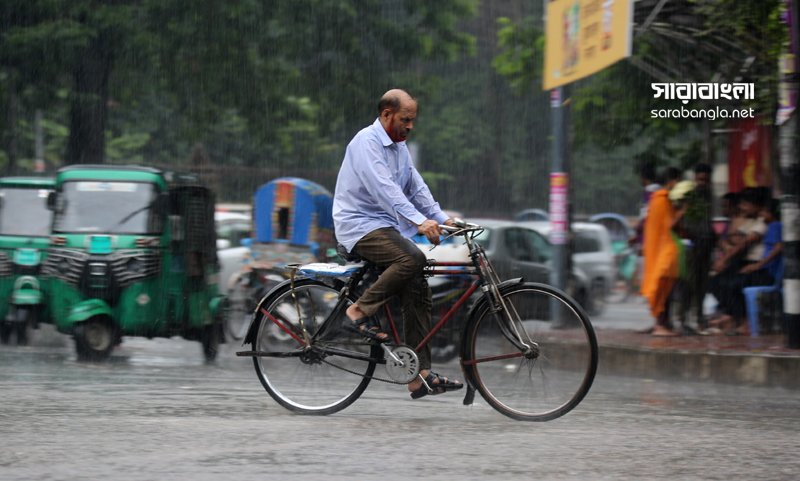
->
[493,0,786,171]
[1,0,477,171]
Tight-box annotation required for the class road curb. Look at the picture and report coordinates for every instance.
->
[598,343,800,389]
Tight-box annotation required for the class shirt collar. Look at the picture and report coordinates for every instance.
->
[373,118,395,147]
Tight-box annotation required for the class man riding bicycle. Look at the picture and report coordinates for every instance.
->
[333,89,463,399]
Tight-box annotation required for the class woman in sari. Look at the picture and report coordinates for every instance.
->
[639,168,684,337]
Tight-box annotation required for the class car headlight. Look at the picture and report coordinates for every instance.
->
[57,259,71,275]
[126,257,143,274]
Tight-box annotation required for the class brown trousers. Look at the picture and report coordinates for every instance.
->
[352,227,432,370]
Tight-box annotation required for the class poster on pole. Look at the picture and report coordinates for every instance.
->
[543,0,634,91]
[549,173,569,245]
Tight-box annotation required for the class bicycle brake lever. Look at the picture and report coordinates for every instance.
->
[429,231,461,251]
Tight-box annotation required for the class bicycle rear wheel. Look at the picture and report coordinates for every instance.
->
[461,282,598,421]
[251,278,380,415]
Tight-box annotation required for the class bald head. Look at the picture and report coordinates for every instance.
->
[378,89,417,143]
[377,89,416,116]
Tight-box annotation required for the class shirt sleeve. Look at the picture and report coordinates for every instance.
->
[767,222,782,244]
[751,217,768,236]
[354,140,427,226]
[405,168,450,225]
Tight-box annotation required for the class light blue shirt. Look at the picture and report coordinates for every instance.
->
[333,118,450,252]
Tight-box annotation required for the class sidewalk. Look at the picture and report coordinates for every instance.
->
[592,297,800,389]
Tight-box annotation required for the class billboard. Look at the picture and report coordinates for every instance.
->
[727,117,772,192]
[543,0,634,91]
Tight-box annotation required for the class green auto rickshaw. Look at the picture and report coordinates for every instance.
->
[43,165,228,361]
[0,177,55,345]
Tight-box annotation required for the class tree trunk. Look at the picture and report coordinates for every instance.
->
[5,68,17,175]
[64,32,112,165]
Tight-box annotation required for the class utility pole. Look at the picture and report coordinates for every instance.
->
[550,84,572,326]
[550,86,567,293]
[786,0,800,349]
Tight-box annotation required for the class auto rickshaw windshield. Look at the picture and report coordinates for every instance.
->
[0,187,52,236]
[53,181,159,234]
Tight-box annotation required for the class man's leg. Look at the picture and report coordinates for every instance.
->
[398,277,432,371]
[692,247,713,329]
[349,227,460,394]
[349,227,427,319]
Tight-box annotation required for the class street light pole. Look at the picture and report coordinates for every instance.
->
[785,0,800,348]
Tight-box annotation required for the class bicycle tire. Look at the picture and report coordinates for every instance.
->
[460,282,598,422]
[251,278,381,415]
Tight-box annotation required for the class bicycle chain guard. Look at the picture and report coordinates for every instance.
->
[384,345,420,383]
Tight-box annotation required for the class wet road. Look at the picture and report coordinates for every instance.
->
[2,327,800,480]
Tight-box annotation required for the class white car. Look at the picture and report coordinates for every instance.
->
[215,211,252,290]
[519,221,616,315]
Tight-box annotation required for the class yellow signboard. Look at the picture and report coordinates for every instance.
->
[543,0,633,91]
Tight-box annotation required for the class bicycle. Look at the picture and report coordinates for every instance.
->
[237,220,598,422]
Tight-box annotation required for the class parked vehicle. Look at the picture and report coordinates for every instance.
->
[514,220,611,315]
[588,213,638,303]
[0,177,54,344]
[513,208,550,222]
[226,177,336,341]
[43,165,228,361]
[215,211,252,292]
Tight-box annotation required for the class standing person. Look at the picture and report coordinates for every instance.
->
[639,167,683,337]
[333,89,463,399]
[679,163,716,333]
[628,163,662,292]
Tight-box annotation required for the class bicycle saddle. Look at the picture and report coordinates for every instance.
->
[336,243,363,263]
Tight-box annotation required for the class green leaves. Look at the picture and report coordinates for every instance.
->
[493,17,544,94]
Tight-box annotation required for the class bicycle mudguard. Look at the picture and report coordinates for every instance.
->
[462,278,524,320]
[458,277,527,352]
[242,277,296,346]
[241,276,348,346]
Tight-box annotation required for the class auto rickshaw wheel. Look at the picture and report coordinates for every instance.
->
[0,323,11,344]
[15,308,30,346]
[74,317,115,362]
[201,323,221,362]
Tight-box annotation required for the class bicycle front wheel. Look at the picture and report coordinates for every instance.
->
[251,278,380,415]
[461,282,598,421]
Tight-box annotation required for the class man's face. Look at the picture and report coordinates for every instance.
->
[740,200,758,217]
[721,199,731,217]
[383,100,417,142]
[695,172,710,190]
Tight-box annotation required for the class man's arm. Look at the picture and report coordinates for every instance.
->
[712,230,762,272]
[405,167,450,226]
[741,242,783,274]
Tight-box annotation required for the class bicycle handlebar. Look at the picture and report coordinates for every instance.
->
[437,220,482,245]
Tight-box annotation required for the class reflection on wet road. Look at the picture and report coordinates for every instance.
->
[1,329,799,480]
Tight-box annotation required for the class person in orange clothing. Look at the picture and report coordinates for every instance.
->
[639,167,683,337]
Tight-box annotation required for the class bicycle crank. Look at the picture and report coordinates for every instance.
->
[383,344,420,384]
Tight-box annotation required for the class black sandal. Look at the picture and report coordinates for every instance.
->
[410,372,464,399]
[343,316,391,343]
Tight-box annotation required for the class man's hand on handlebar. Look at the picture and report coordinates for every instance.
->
[417,219,445,245]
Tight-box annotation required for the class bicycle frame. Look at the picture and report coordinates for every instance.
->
[250,225,535,363]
